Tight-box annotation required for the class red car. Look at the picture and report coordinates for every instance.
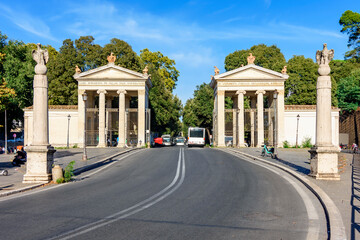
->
[154,137,163,146]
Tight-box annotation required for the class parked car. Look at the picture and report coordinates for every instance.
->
[225,136,233,147]
[175,137,186,146]
[161,135,172,146]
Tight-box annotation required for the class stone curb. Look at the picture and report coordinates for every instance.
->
[218,148,347,240]
[0,147,143,198]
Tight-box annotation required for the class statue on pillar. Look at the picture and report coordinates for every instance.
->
[32,43,49,75]
[214,66,220,75]
[316,43,334,66]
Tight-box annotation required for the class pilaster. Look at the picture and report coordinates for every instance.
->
[217,90,225,147]
[117,90,127,147]
[256,90,266,147]
[236,90,246,147]
[138,89,146,147]
[97,89,107,147]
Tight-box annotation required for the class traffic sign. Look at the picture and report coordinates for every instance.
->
[13,133,16,138]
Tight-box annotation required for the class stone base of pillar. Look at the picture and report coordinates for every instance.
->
[237,143,247,148]
[23,145,56,183]
[308,146,340,180]
[97,143,107,148]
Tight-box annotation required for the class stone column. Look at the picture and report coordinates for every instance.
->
[237,90,246,147]
[138,89,146,147]
[117,90,127,147]
[276,89,285,148]
[97,90,107,147]
[309,43,340,180]
[77,89,86,148]
[217,90,225,147]
[23,44,55,183]
[232,95,238,146]
[250,97,256,147]
[256,90,266,147]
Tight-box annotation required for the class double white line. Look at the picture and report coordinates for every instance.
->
[48,148,186,240]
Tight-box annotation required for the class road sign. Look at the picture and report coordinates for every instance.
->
[13,133,16,138]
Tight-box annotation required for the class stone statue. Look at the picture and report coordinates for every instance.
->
[247,53,255,64]
[107,52,116,63]
[281,66,287,74]
[316,43,334,66]
[143,65,149,75]
[32,43,49,75]
[75,65,82,74]
[214,66,220,75]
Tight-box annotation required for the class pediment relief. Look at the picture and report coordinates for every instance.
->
[221,68,281,80]
[80,67,144,80]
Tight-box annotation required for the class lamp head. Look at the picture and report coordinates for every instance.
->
[82,92,87,101]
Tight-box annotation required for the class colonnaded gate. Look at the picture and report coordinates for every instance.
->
[74,53,152,148]
[211,54,289,148]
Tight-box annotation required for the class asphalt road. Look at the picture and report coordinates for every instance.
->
[0,147,327,240]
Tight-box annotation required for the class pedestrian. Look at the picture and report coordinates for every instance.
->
[353,143,358,154]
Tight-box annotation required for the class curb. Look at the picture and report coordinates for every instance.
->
[218,148,347,240]
[0,148,143,198]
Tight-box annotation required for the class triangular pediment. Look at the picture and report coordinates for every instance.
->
[215,64,288,80]
[75,64,146,80]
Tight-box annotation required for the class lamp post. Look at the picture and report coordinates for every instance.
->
[273,91,278,159]
[296,114,300,148]
[67,114,71,148]
[82,92,87,161]
[4,109,8,154]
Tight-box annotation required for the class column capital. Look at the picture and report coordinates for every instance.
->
[255,90,266,95]
[117,89,127,95]
[274,89,284,95]
[217,90,225,96]
[97,89,107,94]
[138,89,145,95]
[79,89,86,95]
[236,90,246,95]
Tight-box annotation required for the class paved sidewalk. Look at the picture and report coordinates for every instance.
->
[0,147,137,196]
[231,147,355,240]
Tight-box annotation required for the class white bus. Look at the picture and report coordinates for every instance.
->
[187,127,206,147]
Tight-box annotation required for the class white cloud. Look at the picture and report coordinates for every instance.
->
[0,3,58,42]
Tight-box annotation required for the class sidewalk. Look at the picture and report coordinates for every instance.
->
[0,147,138,196]
[231,147,355,240]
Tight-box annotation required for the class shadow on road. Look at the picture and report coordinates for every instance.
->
[272,157,310,175]
[351,155,360,239]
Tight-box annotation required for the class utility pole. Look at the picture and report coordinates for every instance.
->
[4,109,8,154]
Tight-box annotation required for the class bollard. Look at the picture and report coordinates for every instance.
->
[52,165,63,183]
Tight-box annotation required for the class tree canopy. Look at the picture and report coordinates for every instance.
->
[339,10,360,61]
[337,69,360,112]
[224,44,286,72]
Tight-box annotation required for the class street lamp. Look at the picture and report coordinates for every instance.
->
[273,91,278,159]
[296,114,300,148]
[82,92,87,161]
[67,114,71,148]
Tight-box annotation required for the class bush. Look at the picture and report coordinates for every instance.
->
[72,144,78,148]
[302,137,313,148]
[283,140,290,148]
[56,178,64,184]
[64,161,75,182]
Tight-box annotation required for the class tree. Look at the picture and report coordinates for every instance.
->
[224,44,286,72]
[75,36,103,71]
[339,10,360,61]
[47,39,79,105]
[140,48,179,91]
[0,80,16,111]
[148,69,182,136]
[337,69,360,112]
[183,83,214,131]
[285,56,318,105]
[103,38,142,72]
[330,60,360,83]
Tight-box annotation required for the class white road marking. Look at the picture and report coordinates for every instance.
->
[48,148,186,240]
[221,149,321,240]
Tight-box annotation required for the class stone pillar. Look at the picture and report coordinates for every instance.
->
[117,90,127,147]
[78,89,85,148]
[309,43,340,180]
[334,114,340,148]
[138,89,146,147]
[23,44,55,183]
[217,90,225,147]
[97,90,107,147]
[232,96,238,147]
[237,90,246,147]
[276,90,285,148]
[256,90,265,147]
[106,97,112,143]
[250,97,256,147]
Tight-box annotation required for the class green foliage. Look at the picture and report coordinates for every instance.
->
[72,144,78,148]
[103,38,142,72]
[224,44,286,72]
[148,69,182,136]
[339,10,360,61]
[140,48,179,91]
[0,80,16,111]
[183,83,214,130]
[283,140,290,148]
[301,137,313,148]
[285,56,318,105]
[337,69,360,112]
[56,178,64,184]
[64,161,75,182]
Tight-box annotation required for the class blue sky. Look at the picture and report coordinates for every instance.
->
[0,0,357,104]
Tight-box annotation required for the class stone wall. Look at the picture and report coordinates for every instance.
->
[339,108,360,146]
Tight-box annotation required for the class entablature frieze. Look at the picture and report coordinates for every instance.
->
[217,81,284,87]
